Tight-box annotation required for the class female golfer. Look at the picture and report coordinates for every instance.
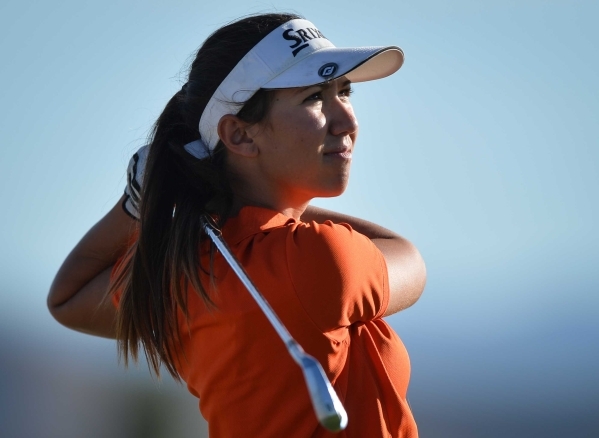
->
[48,12,426,437]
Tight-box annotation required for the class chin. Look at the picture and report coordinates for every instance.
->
[316,179,350,199]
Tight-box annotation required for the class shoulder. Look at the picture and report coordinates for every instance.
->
[284,220,389,331]
[287,219,372,255]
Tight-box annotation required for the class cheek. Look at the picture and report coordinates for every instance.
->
[269,110,326,151]
[304,110,327,133]
[288,112,327,149]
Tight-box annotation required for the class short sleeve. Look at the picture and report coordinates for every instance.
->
[286,221,389,332]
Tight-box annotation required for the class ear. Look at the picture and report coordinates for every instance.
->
[217,114,259,158]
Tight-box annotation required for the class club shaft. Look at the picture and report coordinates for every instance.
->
[201,217,348,432]
[202,220,295,348]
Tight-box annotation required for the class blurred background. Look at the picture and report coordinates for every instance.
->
[1,0,597,437]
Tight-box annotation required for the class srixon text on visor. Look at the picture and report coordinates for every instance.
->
[283,27,327,56]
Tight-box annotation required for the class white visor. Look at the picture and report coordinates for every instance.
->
[184,18,404,159]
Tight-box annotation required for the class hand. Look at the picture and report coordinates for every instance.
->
[122,145,149,220]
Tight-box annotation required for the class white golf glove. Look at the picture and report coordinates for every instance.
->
[122,145,148,220]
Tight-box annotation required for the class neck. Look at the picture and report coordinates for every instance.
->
[229,193,309,221]
[225,152,313,220]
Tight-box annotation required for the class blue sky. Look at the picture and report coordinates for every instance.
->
[1,0,597,435]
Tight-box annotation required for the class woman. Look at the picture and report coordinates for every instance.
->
[48,13,426,437]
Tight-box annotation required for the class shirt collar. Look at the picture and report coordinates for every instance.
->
[222,206,297,245]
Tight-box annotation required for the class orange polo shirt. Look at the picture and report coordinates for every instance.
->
[113,206,417,437]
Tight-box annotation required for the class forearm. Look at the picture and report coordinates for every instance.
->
[49,235,125,311]
[301,205,399,240]
[48,196,136,337]
[50,266,117,338]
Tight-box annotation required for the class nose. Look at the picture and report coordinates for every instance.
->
[328,97,358,138]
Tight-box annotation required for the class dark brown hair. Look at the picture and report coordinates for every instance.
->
[110,12,302,379]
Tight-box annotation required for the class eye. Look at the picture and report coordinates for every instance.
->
[339,87,353,99]
[303,91,323,102]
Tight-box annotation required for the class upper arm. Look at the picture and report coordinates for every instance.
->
[47,196,137,338]
[373,237,426,317]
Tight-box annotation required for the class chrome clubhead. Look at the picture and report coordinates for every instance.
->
[288,341,348,432]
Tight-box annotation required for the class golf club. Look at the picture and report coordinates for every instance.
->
[201,215,348,433]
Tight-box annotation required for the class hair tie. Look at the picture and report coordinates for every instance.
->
[183,139,210,159]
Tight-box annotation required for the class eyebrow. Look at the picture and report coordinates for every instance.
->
[293,79,352,95]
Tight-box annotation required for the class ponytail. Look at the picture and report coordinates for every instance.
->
[112,88,231,378]
[109,12,300,380]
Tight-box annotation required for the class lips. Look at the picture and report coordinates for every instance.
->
[323,146,352,158]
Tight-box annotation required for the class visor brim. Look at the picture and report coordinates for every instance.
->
[262,46,404,89]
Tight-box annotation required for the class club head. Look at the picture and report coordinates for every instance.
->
[299,353,348,432]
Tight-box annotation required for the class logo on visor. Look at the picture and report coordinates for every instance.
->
[318,63,338,79]
[283,27,327,57]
